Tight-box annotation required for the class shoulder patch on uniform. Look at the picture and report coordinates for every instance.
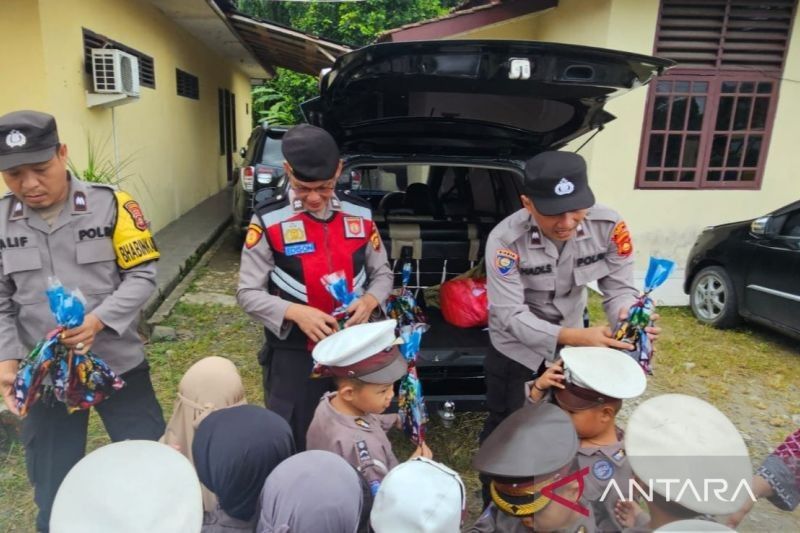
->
[494,248,518,277]
[611,221,633,257]
[370,225,382,251]
[244,223,263,249]
[254,194,290,215]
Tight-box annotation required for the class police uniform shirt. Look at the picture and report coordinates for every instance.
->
[467,503,597,533]
[578,428,648,533]
[305,391,399,492]
[486,205,638,370]
[0,176,157,374]
[237,190,393,340]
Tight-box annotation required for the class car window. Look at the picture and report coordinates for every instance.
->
[260,136,284,166]
[779,211,800,238]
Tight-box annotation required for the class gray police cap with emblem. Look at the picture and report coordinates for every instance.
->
[473,402,578,477]
[0,110,60,171]
[523,151,595,216]
[281,124,340,182]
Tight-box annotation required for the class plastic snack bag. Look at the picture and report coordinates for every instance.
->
[613,257,675,375]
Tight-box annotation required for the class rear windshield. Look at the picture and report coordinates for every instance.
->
[260,136,284,166]
[341,164,521,220]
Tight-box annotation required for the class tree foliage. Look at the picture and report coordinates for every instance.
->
[238,0,460,125]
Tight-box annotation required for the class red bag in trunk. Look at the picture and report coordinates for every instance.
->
[440,277,488,328]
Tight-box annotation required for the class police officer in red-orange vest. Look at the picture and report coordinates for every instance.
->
[237,125,393,449]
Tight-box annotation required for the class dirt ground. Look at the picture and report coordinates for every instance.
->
[1,228,798,532]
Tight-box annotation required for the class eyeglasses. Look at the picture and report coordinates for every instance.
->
[289,177,336,197]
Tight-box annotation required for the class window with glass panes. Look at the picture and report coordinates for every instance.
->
[637,0,796,190]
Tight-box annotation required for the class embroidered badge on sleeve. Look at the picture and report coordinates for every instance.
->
[494,249,519,277]
[113,191,160,269]
[611,221,633,257]
[245,223,263,249]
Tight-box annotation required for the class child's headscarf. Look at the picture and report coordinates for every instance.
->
[257,450,371,533]
[50,440,203,533]
[193,404,295,521]
[160,356,247,511]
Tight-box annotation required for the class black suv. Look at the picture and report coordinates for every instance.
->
[232,123,290,233]
[301,40,671,415]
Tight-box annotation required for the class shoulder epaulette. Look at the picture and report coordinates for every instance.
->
[586,203,621,222]
[88,182,117,191]
[254,194,290,214]
[340,190,371,208]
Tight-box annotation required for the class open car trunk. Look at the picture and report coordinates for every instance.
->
[341,160,526,409]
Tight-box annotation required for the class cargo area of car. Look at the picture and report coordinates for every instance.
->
[342,162,524,405]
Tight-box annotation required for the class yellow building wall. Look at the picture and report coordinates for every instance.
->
[450,0,800,303]
[0,0,253,232]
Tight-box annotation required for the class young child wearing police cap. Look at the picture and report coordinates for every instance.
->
[525,347,649,532]
[469,402,595,533]
[306,319,432,495]
[612,394,751,532]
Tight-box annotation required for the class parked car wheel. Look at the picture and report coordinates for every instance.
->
[690,266,740,328]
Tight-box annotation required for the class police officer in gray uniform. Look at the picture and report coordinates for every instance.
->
[482,152,658,445]
[237,124,393,450]
[0,111,165,532]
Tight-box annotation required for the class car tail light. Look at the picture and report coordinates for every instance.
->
[241,166,254,192]
[255,165,274,185]
[350,169,362,189]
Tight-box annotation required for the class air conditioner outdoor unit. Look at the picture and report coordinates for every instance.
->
[91,48,140,97]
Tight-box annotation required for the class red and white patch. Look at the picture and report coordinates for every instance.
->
[344,216,365,238]
[124,200,148,231]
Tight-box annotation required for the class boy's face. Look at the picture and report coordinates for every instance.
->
[563,404,614,439]
[347,382,395,414]
[519,479,582,531]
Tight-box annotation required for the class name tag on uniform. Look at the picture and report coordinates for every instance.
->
[344,216,365,239]
[281,220,307,244]
[285,243,316,256]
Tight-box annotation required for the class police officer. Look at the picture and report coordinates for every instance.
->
[482,151,660,445]
[469,402,595,532]
[237,124,393,450]
[0,110,165,531]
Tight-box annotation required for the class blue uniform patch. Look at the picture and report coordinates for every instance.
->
[592,459,615,481]
[284,243,316,256]
[494,249,518,277]
[369,480,381,496]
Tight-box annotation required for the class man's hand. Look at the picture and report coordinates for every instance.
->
[344,294,379,327]
[619,309,662,343]
[645,312,661,342]
[285,304,339,343]
[559,326,634,350]
[0,359,20,415]
[61,313,105,355]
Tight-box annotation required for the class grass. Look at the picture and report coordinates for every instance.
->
[2,283,799,531]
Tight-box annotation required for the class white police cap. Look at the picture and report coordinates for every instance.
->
[312,319,406,384]
[625,394,752,515]
[555,347,647,410]
[371,457,465,533]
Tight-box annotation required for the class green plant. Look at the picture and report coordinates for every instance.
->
[67,135,136,186]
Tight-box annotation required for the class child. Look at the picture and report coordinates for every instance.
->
[371,457,466,533]
[616,393,752,531]
[526,347,648,532]
[306,319,432,494]
[469,402,595,533]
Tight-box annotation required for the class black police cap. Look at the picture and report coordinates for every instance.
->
[281,124,340,182]
[0,110,60,171]
[523,151,595,216]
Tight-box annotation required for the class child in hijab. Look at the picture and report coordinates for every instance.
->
[193,404,295,532]
[161,356,247,512]
[50,440,203,533]
[257,450,372,533]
